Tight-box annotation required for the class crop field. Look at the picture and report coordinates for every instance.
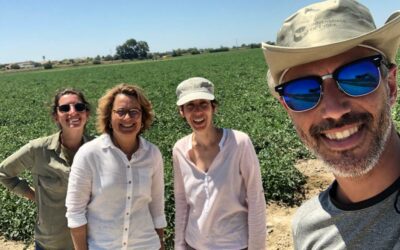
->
[0,48,399,248]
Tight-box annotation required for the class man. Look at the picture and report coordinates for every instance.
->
[262,0,400,249]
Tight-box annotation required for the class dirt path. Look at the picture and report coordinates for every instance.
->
[267,159,334,249]
[0,235,33,250]
[0,159,332,250]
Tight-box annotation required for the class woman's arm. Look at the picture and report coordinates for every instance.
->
[0,143,35,199]
[239,136,267,250]
[155,228,165,250]
[65,149,92,249]
[149,149,167,248]
[70,224,88,250]
[173,150,190,250]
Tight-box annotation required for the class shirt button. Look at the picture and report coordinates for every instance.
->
[128,196,130,199]
[123,242,126,245]
[125,228,128,231]
[126,212,129,215]
[127,165,130,168]
[128,181,132,184]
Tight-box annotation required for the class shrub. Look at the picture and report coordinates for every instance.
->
[43,62,53,69]
[10,64,20,70]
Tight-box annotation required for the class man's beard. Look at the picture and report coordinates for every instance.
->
[296,100,392,178]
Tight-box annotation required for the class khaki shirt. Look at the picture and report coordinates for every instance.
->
[0,132,91,249]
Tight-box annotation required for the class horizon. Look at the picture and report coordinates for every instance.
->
[1,0,399,64]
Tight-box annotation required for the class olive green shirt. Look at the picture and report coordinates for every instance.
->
[0,132,90,250]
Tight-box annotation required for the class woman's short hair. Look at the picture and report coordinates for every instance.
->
[97,84,154,135]
[51,88,90,116]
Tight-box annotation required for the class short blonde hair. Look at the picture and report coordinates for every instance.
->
[96,84,154,135]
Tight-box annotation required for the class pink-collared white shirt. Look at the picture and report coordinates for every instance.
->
[173,129,266,250]
[66,134,166,250]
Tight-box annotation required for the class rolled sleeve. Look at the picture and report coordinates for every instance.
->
[153,214,167,229]
[65,149,92,229]
[0,143,35,197]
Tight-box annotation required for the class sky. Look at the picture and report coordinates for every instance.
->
[1,0,399,64]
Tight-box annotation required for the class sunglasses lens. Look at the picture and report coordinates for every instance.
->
[75,103,86,112]
[58,105,70,112]
[336,57,380,96]
[282,77,321,111]
[58,103,86,113]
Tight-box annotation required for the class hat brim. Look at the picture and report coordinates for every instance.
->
[176,92,215,106]
[263,11,400,97]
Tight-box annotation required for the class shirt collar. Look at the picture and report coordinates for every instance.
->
[49,131,91,151]
[101,133,149,151]
[48,131,62,151]
[188,128,227,151]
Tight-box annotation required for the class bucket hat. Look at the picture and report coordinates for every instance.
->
[176,77,215,106]
[262,0,400,98]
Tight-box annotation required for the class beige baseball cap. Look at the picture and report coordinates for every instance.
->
[176,77,215,106]
[262,0,400,98]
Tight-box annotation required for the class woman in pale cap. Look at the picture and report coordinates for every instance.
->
[173,77,266,250]
[66,84,166,250]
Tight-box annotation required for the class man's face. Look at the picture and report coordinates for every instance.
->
[281,47,397,177]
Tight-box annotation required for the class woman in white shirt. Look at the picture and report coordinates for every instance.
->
[66,84,167,250]
[173,77,266,250]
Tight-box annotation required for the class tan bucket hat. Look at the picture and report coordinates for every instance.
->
[262,0,400,98]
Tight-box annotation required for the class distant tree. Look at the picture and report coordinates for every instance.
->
[93,55,101,64]
[116,39,149,60]
[43,62,53,69]
[209,46,230,53]
[33,62,42,67]
[188,47,200,55]
[172,49,182,57]
[10,64,20,69]
[103,55,113,61]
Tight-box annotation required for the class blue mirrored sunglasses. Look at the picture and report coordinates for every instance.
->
[275,55,385,112]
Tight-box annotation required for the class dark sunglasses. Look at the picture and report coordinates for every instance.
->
[58,103,87,113]
[113,108,142,119]
[275,55,385,112]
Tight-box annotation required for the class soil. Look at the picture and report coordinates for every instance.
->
[0,235,33,250]
[0,159,333,250]
[267,159,334,249]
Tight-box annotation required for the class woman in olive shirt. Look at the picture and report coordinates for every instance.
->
[0,89,90,250]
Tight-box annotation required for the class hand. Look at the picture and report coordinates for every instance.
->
[25,187,35,201]
[155,228,165,250]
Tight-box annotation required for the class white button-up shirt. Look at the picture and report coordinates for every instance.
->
[66,134,166,250]
[173,129,266,250]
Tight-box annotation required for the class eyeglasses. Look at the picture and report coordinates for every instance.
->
[58,103,87,113]
[112,108,142,119]
[275,55,385,112]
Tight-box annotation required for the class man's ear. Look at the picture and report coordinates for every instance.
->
[387,65,398,107]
